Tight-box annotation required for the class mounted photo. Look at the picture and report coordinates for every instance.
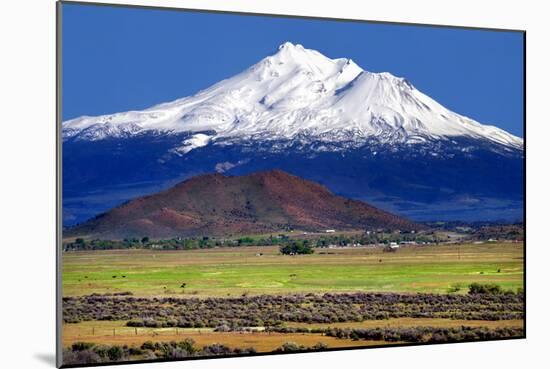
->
[57,1,525,367]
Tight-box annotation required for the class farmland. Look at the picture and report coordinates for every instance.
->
[63,242,523,297]
[61,242,524,365]
[62,320,376,350]
[63,317,524,346]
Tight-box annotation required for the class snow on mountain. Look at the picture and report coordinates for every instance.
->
[171,133,213,156]
[62,42,523,152]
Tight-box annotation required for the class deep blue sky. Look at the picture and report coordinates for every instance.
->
[62,3,524,137]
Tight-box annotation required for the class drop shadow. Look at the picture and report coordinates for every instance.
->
[34,353,56,367]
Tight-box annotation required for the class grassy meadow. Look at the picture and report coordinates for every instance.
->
[63,242,524,297]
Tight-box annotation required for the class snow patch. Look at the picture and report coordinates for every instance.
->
[171,134,212,156]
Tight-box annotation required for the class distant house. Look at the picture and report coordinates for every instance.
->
[325,229,336,233]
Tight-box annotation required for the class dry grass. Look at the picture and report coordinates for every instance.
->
[285,317,525,329]
[62,321,377,351]
[63,316,523,352]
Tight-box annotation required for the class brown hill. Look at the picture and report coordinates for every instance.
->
[68,170,421,238]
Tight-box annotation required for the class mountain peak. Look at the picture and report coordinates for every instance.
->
[62,42,523,151]
[266,41,338,74]
[278,41,304,51]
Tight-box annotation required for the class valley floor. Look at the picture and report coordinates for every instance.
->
[62,242,524,297]
[61,242,524,366]
[63,318,524,350]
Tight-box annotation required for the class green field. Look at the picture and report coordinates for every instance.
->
[62,242,524,297]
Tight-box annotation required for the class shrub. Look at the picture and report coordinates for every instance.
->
[63,348,102,365]
[90,344,111,360]
[273,342,305,352]
[63,291,524,329]
[234,347,257,354]
[468,283,503,295]
[201,344,233,356]
[324,326,524,344]
[176,338,196,354]
[71,342,95,351]
[128,347,144,355]
[311,342,328,350]
[141,341,155,351]
[107,346,125,361]
[165,348,190,359]
[126,319,145,327]
[143,318,162,328]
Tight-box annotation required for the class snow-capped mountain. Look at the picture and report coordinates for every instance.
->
[62,42,524,226]
[63,42,522,152]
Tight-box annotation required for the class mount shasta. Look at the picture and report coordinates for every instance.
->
[63,42,524,226]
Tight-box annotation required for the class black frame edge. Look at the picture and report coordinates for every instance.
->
[59,336,526,369]
[56,1,64,367]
